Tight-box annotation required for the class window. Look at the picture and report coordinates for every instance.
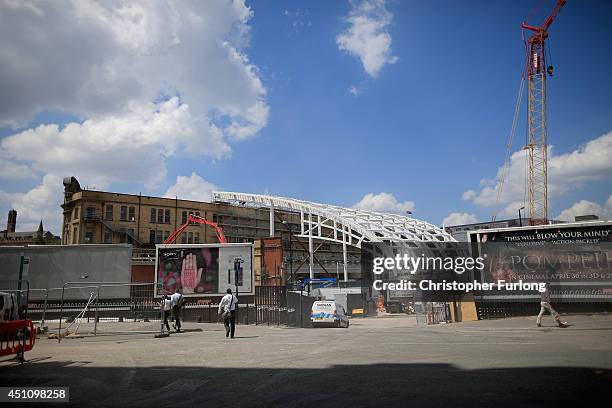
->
[149,230,156,244]
[85,229,94,243]
[128,206,136,221]
[181,233,186,244]
[163,231,170,242]
[165,209,171,224]
[86,207,96,219]
[188,232,193,244]
[105,205,113,221]
[72,227,77,244]
[157,208,164,224]
[120,206,128,221]
[156,230,163,243]
[150,208,156,223]
[181,211,187,224]
[104,229,113,244]
[74,207,79,219]
[194,232,200,244]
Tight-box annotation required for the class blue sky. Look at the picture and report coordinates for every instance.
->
[0,0,611,233]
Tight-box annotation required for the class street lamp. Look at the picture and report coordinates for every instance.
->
[518,206,525,227]
[281,220,294,288]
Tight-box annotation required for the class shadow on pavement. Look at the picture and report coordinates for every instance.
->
[1,361,610,407]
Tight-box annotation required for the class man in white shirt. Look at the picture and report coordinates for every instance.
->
[218,288,238,338]
[160,295,172,333]
[170,289,183,333]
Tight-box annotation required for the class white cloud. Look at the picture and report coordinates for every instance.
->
[462,190,476,201]
[0,98,219,190]
[0,1,269,234]
[0,174,63,233]
[557,195,612,222]
[463,131,612,209]
[164,173,218,203]
[336,0,398,78]
[499,201,526,218]
[0,160,36,180]
[0,0,268,140]
[348,85,361,96]
[352,192,415,214]
[442,212,478,226]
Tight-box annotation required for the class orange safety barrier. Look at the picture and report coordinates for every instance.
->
[0,319,36,357]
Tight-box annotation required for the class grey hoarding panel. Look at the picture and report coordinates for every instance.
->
[0,245,132,300]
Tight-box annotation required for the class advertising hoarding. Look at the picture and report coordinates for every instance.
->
[155,243,253,297]
[469,222,612,301]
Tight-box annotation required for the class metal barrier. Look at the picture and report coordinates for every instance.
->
[181,302,255,324]
[57,282,165,342]
[415,302,451,325]
[52,282,257,342]
[255,286,315,327]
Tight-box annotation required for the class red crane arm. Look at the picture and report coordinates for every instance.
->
[521,0,566,34]
[163,215,227,244]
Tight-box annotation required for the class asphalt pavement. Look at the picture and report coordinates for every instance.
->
[1,314,611,407]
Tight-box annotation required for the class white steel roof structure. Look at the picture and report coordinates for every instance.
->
[213,192,455,247]
[214,191,455,280]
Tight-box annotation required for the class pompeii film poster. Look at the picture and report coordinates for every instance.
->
[155,244,253,297]
[477,223,612,300]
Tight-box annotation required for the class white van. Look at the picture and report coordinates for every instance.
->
[311,301,349,328]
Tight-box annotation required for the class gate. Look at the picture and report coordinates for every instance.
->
[255,286,315,327]
[255,286,286,325]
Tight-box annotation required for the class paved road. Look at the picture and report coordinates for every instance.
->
[1,314,611,407]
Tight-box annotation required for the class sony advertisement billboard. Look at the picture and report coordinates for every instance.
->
[155,243,254,297]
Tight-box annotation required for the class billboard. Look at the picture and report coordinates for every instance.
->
[155,243,253,296]
[471,222,612,301]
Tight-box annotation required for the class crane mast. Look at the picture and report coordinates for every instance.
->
[521,0,566,225]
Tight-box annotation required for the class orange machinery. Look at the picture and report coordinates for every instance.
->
[163,214,227,244]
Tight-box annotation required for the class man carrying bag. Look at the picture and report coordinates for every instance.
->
[218,288,238,338]
[170,288,184,333]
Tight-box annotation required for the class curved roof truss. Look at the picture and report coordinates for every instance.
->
[213,192,456,248]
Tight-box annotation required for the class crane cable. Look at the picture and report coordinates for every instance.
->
[492,76,525,221]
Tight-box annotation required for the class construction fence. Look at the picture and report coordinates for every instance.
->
[15,284,257,326]
[255,286,316,327]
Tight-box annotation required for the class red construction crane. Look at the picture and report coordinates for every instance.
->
[163,214,227,244]
[521,0,566,225]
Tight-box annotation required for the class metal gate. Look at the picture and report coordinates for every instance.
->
[255,286,315,327]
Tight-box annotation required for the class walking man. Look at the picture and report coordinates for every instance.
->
[160,294,172,333]
[171,288,184,333]
[218,288,238,338]
[537,282,568,328]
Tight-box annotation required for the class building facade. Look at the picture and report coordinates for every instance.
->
[0,210,60,246]
[60,177,361,284]
[61,176,297,247]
